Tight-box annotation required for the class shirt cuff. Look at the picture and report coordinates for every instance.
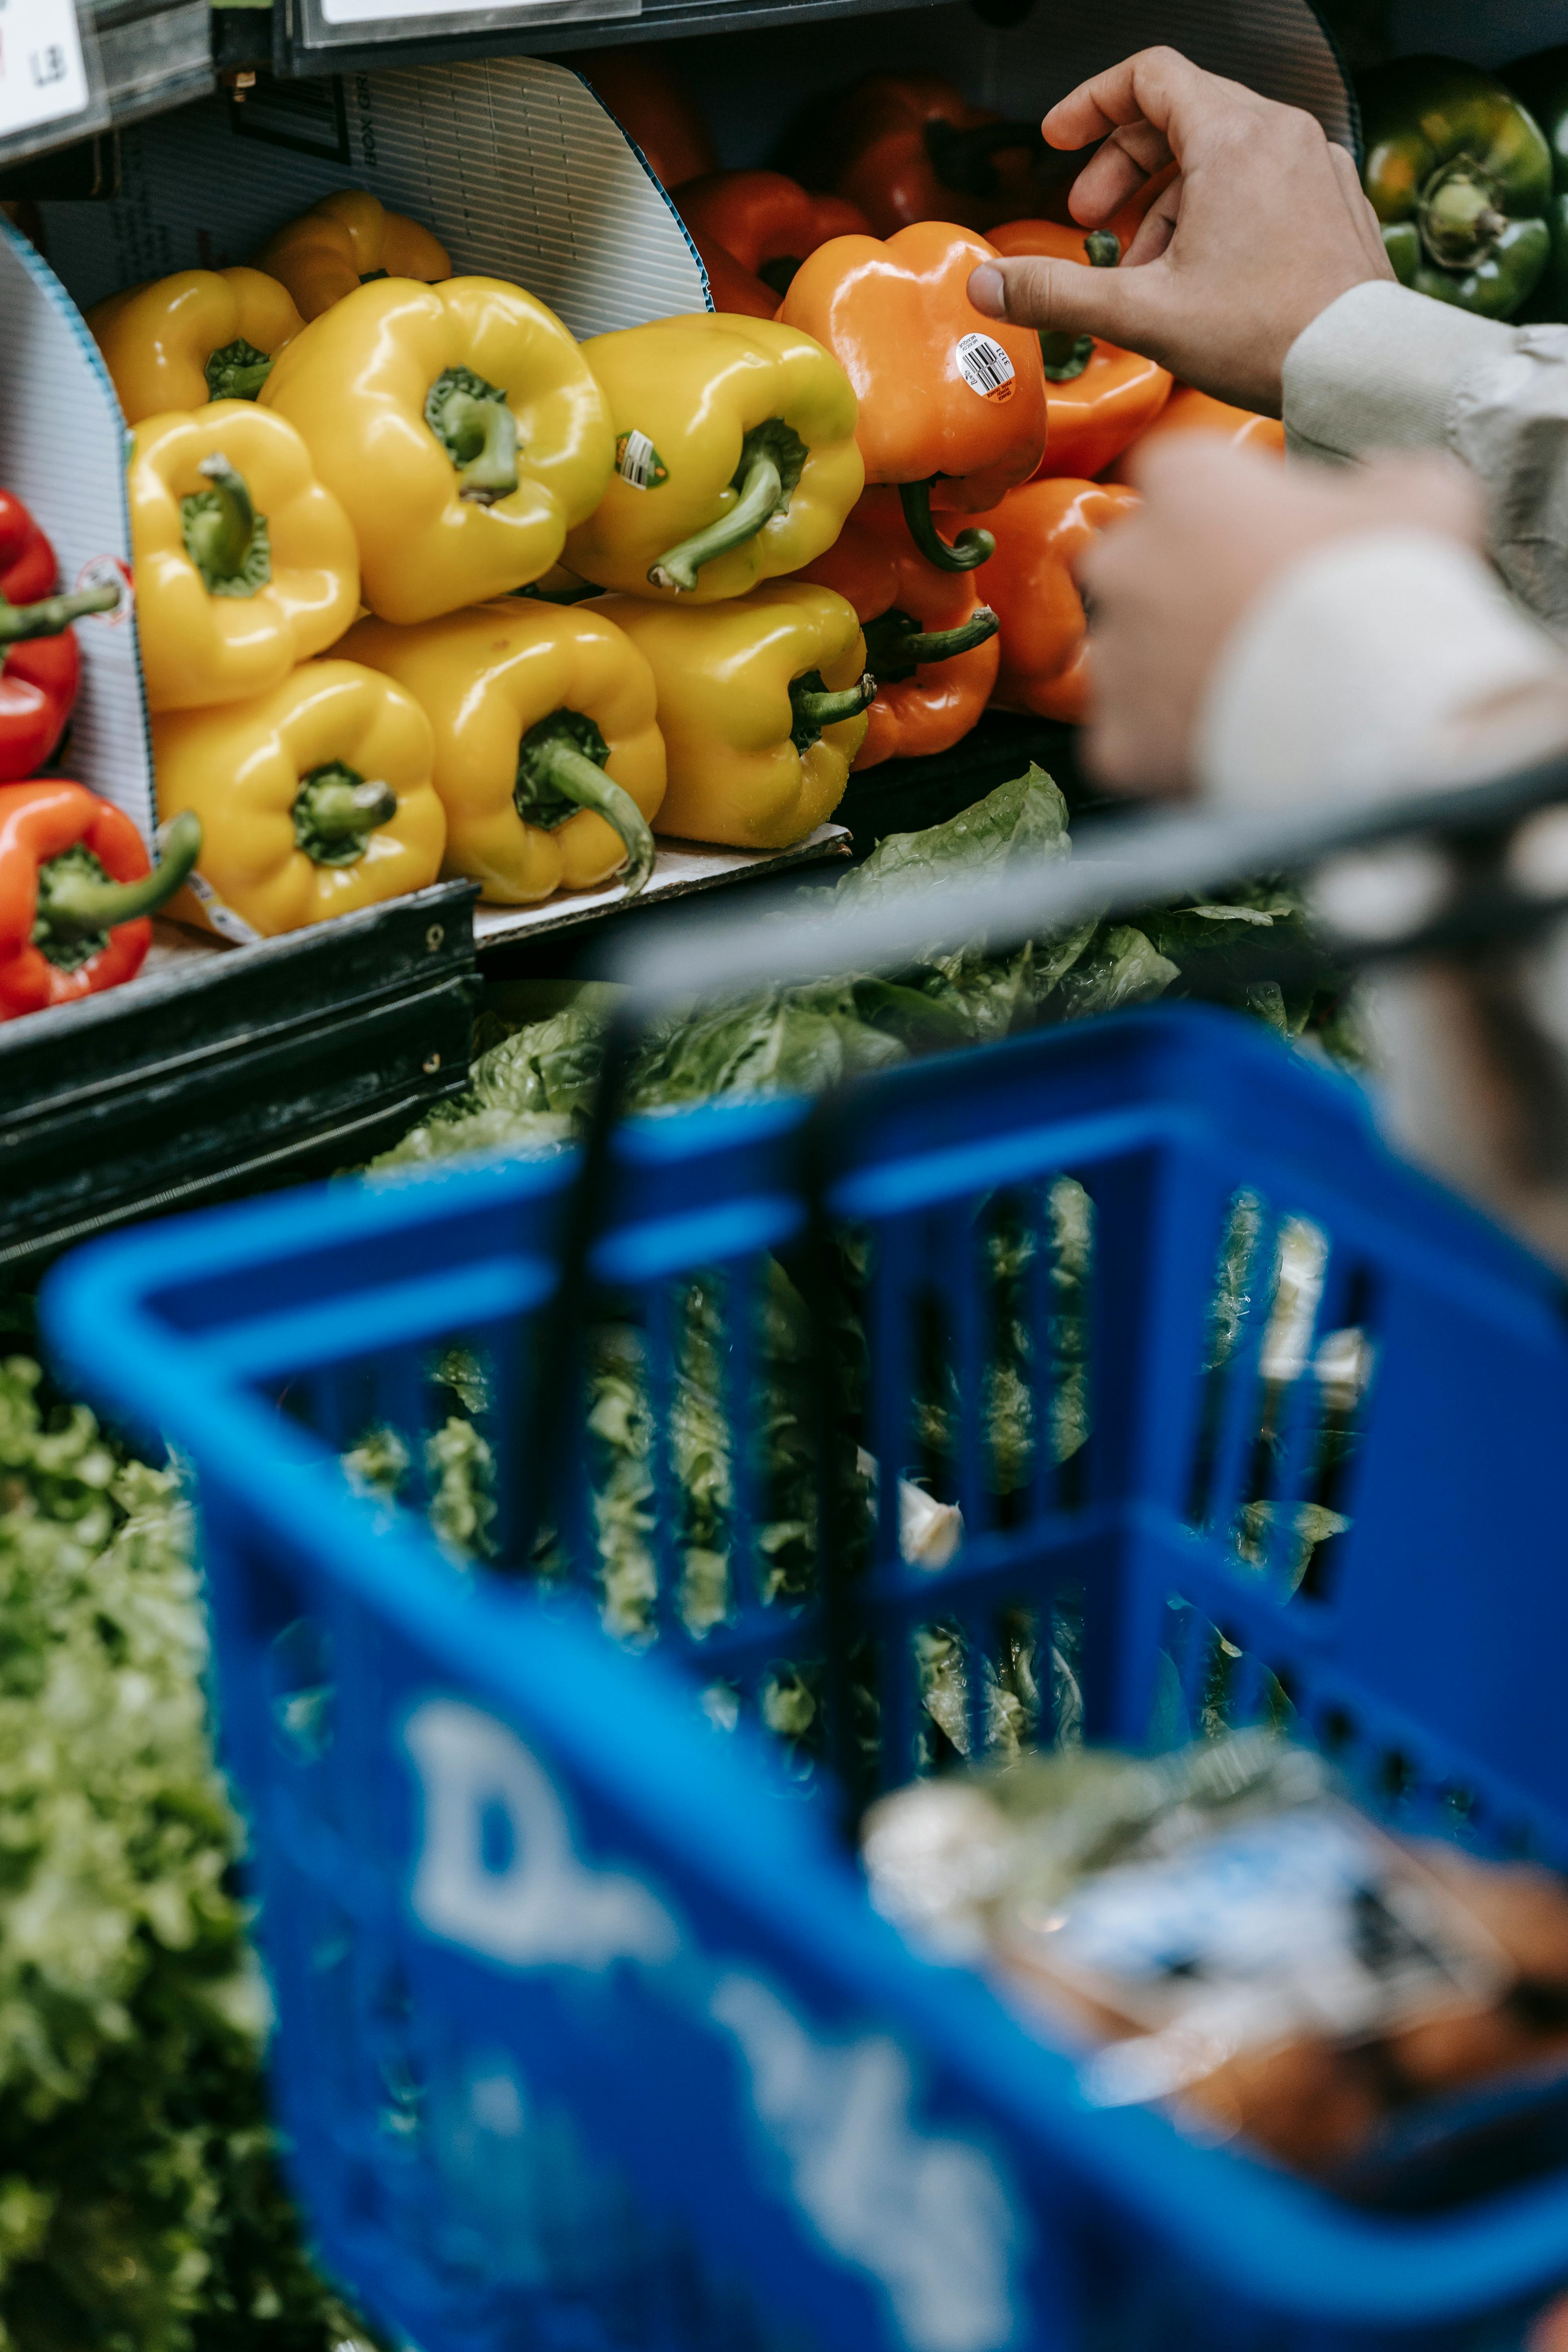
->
[1282,281,1512,463]
[1197,527,1567,810]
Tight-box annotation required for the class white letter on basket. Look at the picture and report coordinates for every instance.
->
[405,1699,677,1970]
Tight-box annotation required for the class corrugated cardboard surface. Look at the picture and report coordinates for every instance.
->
[40,57,710,329]
[0,223,152,835]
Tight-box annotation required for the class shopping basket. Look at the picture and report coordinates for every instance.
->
[41,996,1568,2352]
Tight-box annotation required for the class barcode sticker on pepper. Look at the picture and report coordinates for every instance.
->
[616,430,668,490]
[955,334,1016,403]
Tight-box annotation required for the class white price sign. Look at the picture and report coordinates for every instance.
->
[0,0,89,143]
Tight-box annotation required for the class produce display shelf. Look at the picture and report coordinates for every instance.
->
[0,878,477,1270]
[472,821,851,959]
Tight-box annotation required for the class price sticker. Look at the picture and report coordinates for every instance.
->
[955,332,1016,403]
[0,0,89,144]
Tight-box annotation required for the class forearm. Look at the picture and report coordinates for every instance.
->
[1200,525,1568,809]
[1199,525,1568,1270]
[1284,284,1568,626]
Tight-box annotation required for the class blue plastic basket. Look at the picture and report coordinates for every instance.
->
[41,1003,1568,2352]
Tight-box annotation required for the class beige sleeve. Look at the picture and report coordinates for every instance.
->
[1283,283,1568,626]
[1199,524,1568,1274]
[1197,526,1568,810]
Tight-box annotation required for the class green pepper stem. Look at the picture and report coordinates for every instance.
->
[520,737,655,895]
[1084,229,1121,268]
[1038,328,1094,383]
[863,604,998,682]
[898,479,995,574]
[205,338,276,402]
[789,669,876,732]
[649,450,784,593]
[0,579,121,642]
[182,454,259,588]
[447,390,520,503]
[425,367,521,506]
[1418,157,1508,270]
[36,809,201,933]
[292,766,399,866]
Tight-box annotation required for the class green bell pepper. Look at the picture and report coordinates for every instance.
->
[1503,45,1568,320]
[1359,56,1553,319]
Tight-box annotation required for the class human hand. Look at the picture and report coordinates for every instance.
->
[1078,438,1485,793]
[967,47,1394,415]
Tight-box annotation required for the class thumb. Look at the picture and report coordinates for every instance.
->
[968,254,1157,350]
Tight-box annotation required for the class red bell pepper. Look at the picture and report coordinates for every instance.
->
[0,779,200,1020]
[801,76,1048,239]
[985,220,1173,479]
[568,45,718,190]
[1,491,122,782]
[675,170,871,316]
[967,477,1139,724]
[799,488,999,767]
[1103,383,1286,482]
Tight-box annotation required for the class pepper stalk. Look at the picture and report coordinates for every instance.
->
[425,366,521,506]
[898,479,995,574]
[650,419,809,593]
[31,809,202,970]
[515,710,656,895]
[0,579,122,644]
[1038,229,1122,383]
[180,454,272,597]
[789,667,876,750]
[862,604,998,684]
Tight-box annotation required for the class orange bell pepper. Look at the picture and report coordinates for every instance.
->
[987,218,1173,479]
[969,477,1138,724]
[798,486,1000,768]
[778,222,1048,574]
[675,171,871,316]
[1104,383,1285,482]
[808,76,1047,239]
[568,45,717,189]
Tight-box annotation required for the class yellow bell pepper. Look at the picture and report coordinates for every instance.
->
[129,402,361,713]
[563,314,864,603]
[593,581,869,849]
[343,601,664,903]
[254,189,450,322]
[153,658,446,937]
[262,278,615,625]
[88,267,305,425]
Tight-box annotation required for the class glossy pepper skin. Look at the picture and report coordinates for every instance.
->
[343,603,665,904]
[568,45,718,190]
[1102,383,1285,483]
[1504,48,1568,319]
[263,277,615,625]
[255,191,451,323]
[0,492,122,780]
[129,402,360,712]
[778,223,1048,572]
[969,478,1138,724]
[87,268,304,424]
[153,659,445,938]
[675,171,871,316]
[564,314,862,603]
[810,76,1046,240]
[987,220,1172,478]
[0,779,200,1019]
[595,581,870,848]
[798,488,998,768]
[1360,57,1552,319]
